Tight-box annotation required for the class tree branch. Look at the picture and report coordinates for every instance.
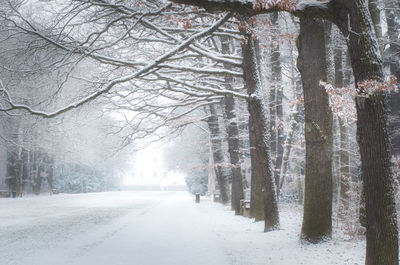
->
[0,12,233,118]
[170,0,333,19]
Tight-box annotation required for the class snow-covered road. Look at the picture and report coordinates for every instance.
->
[0,191,229,265]
[0,191,365,265]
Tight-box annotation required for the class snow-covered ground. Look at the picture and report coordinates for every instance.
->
[0,191,364,265]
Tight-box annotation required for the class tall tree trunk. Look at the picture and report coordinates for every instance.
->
[248,31,265,222]
[240,19,279,231]
[220,37,244,214]
[249,120,265,221]
[333,1,399,263]
[327,24,340,209]
[15,125,24,197]
[355,94,397,265]
[6,149,17,197]
[333,41,350,212]
[48,162,54,193]
[207,133,217,195]
[207,103,229,204]
[32,149,42,195]
[224,95,244,214]
[237,104,250,189]
[170,0,398,263]
[298,18,333,243]
[278,107,300,191]
[279,94,301,191]
[269,12,284,198]
[280,30,303,191]
[16,155,23,197]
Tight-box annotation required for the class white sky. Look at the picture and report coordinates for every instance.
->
[123,144,186,186]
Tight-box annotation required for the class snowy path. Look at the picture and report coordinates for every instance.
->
[0,191,365,265]
[0,191,229,265]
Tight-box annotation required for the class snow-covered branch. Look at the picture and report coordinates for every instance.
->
[171,0,333,19]
[0,12,233,118]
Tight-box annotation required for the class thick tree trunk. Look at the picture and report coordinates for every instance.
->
[241,20,279,231]
[298,18,333,243]
[220,37,244,214]
[248,32,264,222]
[356,94,398,265]
[223,94,244,214]
[170,0,398,263]
[227,98,244,214]
[333,1,399,263]
[207,104,229,204]
[359,183,367,227]
[249,120,265,221]
[248,99,279,231]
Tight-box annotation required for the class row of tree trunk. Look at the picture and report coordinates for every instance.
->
[201,1,399,264]
[6,146,54,196]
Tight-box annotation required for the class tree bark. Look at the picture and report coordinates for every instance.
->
[220,37,244,214]
[249,119,265,221]
[6,149,17,197]
[169,0,398,262]
[298,17,333,243]
[368,0,383,53]
[224,95,245,214]
[16,156,23,197]
[333,1,399,263]
[240,19,279,230]
[32,149,41,195]
[333,41,350,212]
[269,12,284,198]
[327,24,340,206]
[278,105,300,191]
[207,104,229,204]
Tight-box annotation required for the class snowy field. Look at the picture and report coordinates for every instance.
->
[0,191,364,265]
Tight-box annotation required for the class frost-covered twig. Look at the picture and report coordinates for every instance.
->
[0,12,233,118]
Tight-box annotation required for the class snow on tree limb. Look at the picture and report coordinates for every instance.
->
[0,12,233,118]
[170,0,332,19]
[157,64,243,77]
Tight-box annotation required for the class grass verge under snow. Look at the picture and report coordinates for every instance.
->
[197,196,365,265]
